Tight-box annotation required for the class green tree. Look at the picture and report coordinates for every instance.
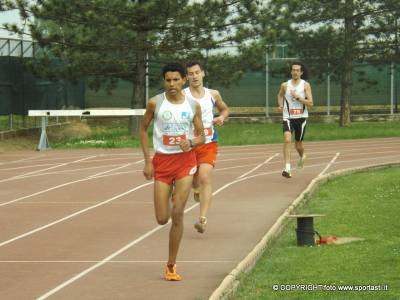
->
[3,0,259,134]
[257,0,400,126]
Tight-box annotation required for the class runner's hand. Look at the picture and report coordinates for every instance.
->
[213,116,225,126]
[290,90,300,100]
[179,139,191,152]
[143,162,153,180]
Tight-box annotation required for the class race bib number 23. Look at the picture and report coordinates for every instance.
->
[162,134,186,146]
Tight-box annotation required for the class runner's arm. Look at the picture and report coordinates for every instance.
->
[192,102,205,146]
[211,89,229,126]
[179,102,205,151]
[303,82,314,107]
[140,98,156,179]
[277,83,286,111]
[291,82,313,107]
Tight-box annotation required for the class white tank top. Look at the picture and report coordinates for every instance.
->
[153,93,196,154]
[183,87,216,144]
[283,79,308,120]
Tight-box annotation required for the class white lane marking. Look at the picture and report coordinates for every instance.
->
[217,138,400,152]
[0,260,234,263]
[218,156,269,163]
[14,201,153,205]
[0,163,56,172]
[216,163,260,172]
[218,144,400,157]
[86,162,141,179]
[218,151,281,157]
[0,154,42,166]
[0,163,132,179]
[0,153,141,168]
[35,166,272,299]
[0,182,153,248]
[238,153,279,179]
[0,156,98,183]
[30,151,400,299]
[318,152,340,177]
[0,160,143,207]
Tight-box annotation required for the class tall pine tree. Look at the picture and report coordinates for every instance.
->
[4,0,259,133]
[257,0,400,126]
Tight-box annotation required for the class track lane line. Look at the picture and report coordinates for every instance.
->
[24,148,400,298]
[0,155,98,183]
[0,160,143,207]
[35,162,301,299]
[318,152,340,177]
[0,260,235,263]
[238,153,279,179]
[0,182,153,248]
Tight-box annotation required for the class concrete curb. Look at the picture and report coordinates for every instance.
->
[208,161,400,300]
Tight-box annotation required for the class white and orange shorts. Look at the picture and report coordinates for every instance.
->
[193,142,218,167]
[153,151,197,185]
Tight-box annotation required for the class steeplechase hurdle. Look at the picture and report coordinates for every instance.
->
[28,109,146,151]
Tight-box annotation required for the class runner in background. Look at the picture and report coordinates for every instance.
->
[184,61,229,233]
[277,62,313,178]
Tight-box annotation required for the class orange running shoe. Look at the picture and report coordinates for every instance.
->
[164,264,182,281]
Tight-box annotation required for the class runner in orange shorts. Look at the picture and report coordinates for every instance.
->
[184,61,229,233]
[140,63,205,281]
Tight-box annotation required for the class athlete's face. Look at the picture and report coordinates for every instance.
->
[164,71,186,95]
[186,64,205,88]
[291,65,303,80]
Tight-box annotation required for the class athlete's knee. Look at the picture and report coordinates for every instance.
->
[283,132,291,143]
[295,141,303,148]
[192,176,200,189]
[156,215,169,225]
[171,208,184,225]
[198,173,211,185]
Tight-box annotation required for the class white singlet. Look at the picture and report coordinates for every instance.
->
[283,79,308,120]
[153,93,196,154]
[183,87,216,144]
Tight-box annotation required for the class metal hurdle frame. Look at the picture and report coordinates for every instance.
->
[28,109,146,151]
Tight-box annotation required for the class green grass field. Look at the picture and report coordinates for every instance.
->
[45,120,400,149]
[231,166,400,300]
[1,119,400,151]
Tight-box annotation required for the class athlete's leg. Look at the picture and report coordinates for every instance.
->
[192,172,200,202]
[295,118,307,168]
[154,180,172,225]
[295,141,304,158]
[283,131,292,169]
[167,175,192,266]
[194,163,213,233]
[197,163,213,218]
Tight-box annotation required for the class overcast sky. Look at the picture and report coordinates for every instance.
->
[0,9,31,40]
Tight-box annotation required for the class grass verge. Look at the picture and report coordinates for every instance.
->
[51,120,400,148]
[1,120,399,150]
[231,166,400,300]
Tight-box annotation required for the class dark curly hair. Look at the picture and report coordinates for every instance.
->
[162,63,186,78]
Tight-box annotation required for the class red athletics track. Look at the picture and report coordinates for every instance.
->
[0,137,399,300]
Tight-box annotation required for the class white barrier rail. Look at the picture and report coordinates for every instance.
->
[28,109,146,151]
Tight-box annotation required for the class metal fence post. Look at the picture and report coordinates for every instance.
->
[265,51,269,118]
[391,62,394,115]
[9,114,13,130]
[327,63,331,116]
